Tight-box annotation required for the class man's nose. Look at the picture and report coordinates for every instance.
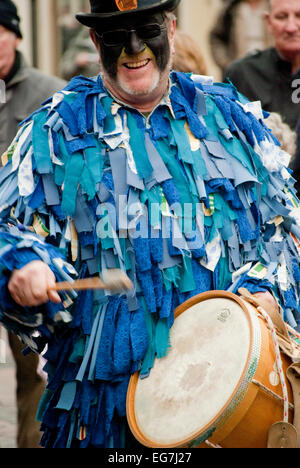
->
[124,31,145,55]
[285,14,299,33]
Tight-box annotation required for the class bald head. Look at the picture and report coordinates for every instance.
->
[265,0,300,62]
[267,0,300,12]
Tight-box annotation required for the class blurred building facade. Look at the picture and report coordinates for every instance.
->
[14,0,223,80]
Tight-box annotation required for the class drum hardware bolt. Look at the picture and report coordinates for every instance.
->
[279,426,293,448]
[280,426,287,447]
[280,436,288,448]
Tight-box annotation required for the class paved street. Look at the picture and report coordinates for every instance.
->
[0,329,17,449]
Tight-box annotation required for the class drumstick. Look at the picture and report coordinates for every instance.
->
[49,269,133,293]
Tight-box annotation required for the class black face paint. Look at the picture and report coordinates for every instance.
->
[95,13,171,79]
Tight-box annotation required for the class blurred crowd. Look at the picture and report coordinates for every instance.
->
[211,0,300,193]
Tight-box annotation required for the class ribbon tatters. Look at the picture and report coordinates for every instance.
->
[0,71,298,447]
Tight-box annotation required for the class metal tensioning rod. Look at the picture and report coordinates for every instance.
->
[49,269,133,294]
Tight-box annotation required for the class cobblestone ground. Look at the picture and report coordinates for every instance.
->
[0,329,17,449]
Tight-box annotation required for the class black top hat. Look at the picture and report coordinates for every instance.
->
[76,0,181,27]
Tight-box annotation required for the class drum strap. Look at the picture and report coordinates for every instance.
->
[286,364,300,447]
[238,287,300,447]
[284,323,300,442]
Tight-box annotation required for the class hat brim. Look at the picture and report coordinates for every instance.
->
[76,0,180,27]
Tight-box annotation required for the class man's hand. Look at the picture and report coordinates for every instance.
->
[252,290,279,315]
[8,260,61,307]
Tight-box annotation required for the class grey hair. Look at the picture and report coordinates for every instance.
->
[163,10,177,27]
[265,112,297,158]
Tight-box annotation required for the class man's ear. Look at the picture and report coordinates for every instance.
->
[170,19,176,40]
[169,19,176,55]
[265,12,272,33]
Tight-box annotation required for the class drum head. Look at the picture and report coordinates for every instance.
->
[131,293,253,446]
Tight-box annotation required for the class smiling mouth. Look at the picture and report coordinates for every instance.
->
[123,58,150,69]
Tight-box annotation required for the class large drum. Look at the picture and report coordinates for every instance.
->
[127,291,296,448]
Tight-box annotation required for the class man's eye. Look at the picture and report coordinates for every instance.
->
[275,14,288,20]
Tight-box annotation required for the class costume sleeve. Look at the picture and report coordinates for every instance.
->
[0,111,78,352]
[0,225,77,351]
[0,76,116,355]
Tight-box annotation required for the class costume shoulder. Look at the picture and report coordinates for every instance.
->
[1,75,109,223]
[173,71,299,228]
[175,71,274,145]
[174,71,300,324]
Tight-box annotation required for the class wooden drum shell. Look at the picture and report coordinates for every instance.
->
[127,291,294,449]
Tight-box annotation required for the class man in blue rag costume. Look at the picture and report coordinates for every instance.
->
[0,0,299,448]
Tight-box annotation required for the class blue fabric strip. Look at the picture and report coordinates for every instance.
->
[42,174,60,206]
[75,305,103,383]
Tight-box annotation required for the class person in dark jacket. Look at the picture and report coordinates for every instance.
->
[0,0,66,448]
[292,118,300,195]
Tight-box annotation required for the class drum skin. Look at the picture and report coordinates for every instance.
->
[126,291,294,449]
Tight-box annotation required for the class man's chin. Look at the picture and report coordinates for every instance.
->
[110,73,162,100]
[278,41,300,55]
[120,81,160,97]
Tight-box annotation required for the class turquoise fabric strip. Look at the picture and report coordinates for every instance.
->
[61,152,85,215]
[169,119,194,164]
[32,111,53,174]
[155,139,193,206]
[127,112,153,180]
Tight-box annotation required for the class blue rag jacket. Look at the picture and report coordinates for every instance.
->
[0,71,299,448]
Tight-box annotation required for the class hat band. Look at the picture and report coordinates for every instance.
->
[115,0,138,12]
